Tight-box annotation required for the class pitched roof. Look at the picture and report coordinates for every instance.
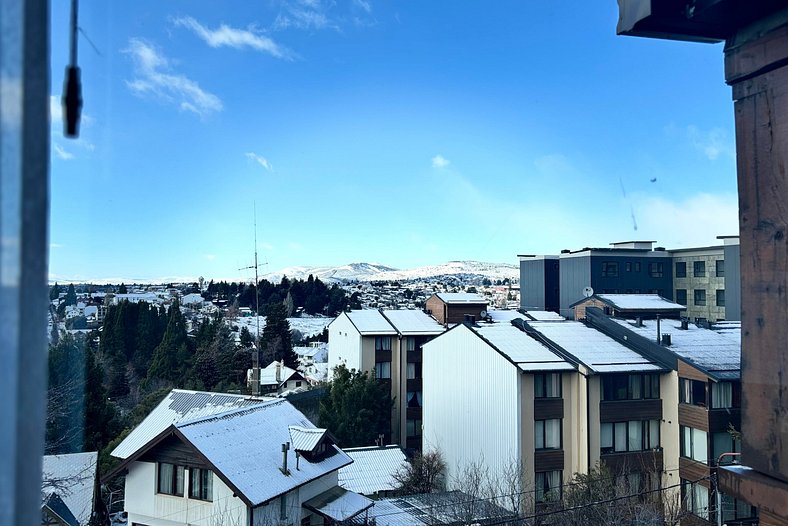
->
[523,310,565,321]
[42,451,97,526]
[289,425,328,453]
[42,492,80,526]
[303,486,374,522]
[381,309,445,335]
[527,321,663,373]
[473,324,574,372]
[338,445,408,495]
[612,318,741,379]
[357,491,516,526]
[259,361,301,386]
[434,292,487,304]
[485,309,528,323]
[592,294,685,311]
[110,389,267,459]
[344,310,397,335]
[175,400,353,506]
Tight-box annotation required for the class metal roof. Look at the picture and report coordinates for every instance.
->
[528,321,662,373]
[110,389,267,459]
[524,310,565,321]
[289,425,327,453]
[434,292,487,304]
[338,445,408,495]
[612,318,741,379]
[177,400,353,506]
[345,310,397,335]
[303,486,374,522]
[596,294,686,311]
[473,324,574,372]
[357,491,516,526]
[381,309,445,335]
[485,309,527,323]
[42,451,97,526]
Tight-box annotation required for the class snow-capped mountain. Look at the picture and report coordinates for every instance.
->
[263,260,518,283]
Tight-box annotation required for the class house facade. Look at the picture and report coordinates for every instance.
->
[424,293,488,326]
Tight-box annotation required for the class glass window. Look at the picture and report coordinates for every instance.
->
[693,261,706,277]
[675,262,687,278]
[625,262,632,272]
[693,289,706,306]
[683,479,709,520]
[406,418,421,437]
[407,391,422,408]
[716,260,725,277]
[679,378,705,406]
[189,468,213,501]
[627,420,643,451]
[601,261,618,277]
[375,361,391,379]
[535,471,561,503]
[602,374,659,400]
[712,431,740,465]
[716,289,725,307]
[648,262,663,277]
[634,262,641,272]
[535,419,561,450]
[535,373,561,398]
[375,336,392,352]
[711,381,732,409]
[681,426,708,463]
[675,289,687,305]
[406,337,416,352]
[602,420,660,454]
[158,463,185,496]
[406,362,422,379]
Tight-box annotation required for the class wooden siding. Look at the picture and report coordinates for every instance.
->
[599,400,662,423]
[445,304,488,325]
[679,404,709,432]
[534,450,564,472]
[678,360,709,382]
[601,450,663,473]
[679,457,711,489]
[139,434,209,470]
[534,399,564,420]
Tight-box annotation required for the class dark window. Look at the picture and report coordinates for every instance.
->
[675,262,687,278]
[406,337,416,352]
[602,374,660,400]
[680,378,707,407]
[648,262,663,277]
[189,468,213,501]
[406,418,422,437]
[601,420,660,454]
[535,471,562,503]
[375,361,391,379]
[693,261,706,277]
[694,289,706,306]
[295,381,302,387]
[716,289,725,307]
[601,262,619,277]
[407,391,422,408]
[535,419,561,450]
[625,262,632,272]
[675,289,687,305]
[634,262,641,272]
[301,516,312,526]
[716,260,724,277]
[375,336,391,352]
[407,361,422,379]
[535,373,561,398]
[157,463,185,496]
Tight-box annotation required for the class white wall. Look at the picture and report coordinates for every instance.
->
[660,371,681,502]
[327,314,363,378]
[422,324,522,483]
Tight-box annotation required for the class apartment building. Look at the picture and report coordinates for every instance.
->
[327,309,444,449]
[519,238,741,321]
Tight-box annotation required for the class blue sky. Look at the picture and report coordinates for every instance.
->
[49,1,739,283]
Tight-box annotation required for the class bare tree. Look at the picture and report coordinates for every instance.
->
[393,449,447,495]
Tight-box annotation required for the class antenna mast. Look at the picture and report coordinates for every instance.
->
[239,203,266,396]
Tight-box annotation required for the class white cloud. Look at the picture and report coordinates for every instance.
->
[354,0,372,13]
[246,152,273,172]
[174,16,291,59]
[686,125,735,161]
[53,144,74,160]
[203,254,217,261]
[431,154,450,169]
[125,38,223,117]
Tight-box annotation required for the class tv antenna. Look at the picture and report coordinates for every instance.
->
[238,203,268,396]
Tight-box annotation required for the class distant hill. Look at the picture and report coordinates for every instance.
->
[263,260,518,283]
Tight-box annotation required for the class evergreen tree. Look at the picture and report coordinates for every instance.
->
[65,283,77,306]
[50,282,62,301]
[261,303,298,368]
[239,325,254,348]
[147,300,191,384]
[118,283,128,294]
[319,365,393,447]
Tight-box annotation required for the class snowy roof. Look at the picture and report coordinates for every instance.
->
[485,309,528,323]
[42,451,97,526]
[289,425,328,453]
[434,292,487,304]
[595,294,686,311]
[42,492,80,526]
[110,389,267,459]
[523,310,565,321]
[359,491,515,526]
[259,362,301,386]
[303,486,374,522]
[528,321,662,373]
[382,310,445,335]
[612,318,741,379]
[345,310,397,335]
[338,445,408,495]
[473,324,575,372]
[176,400,353,506]
[294,344,328,358]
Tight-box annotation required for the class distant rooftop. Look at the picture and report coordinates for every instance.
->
[473,324,575,372]
[42,452,97,526]
[344,310,398,335]
[382,309,445,336]
[434,292,487,304]
[339,445,408,495]
[595,294,685,312]
[610,241,656,250]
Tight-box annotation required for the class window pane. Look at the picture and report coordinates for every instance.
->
[535,374,544,398]
[535,420,544,449]
[711,382,732,409]
[629,375,642,399]
[546,419,561,449]
[175,466,184,496]
[615,422,627,452]
[692,428,708,463]
[649,420,660,449]
[601,423,613,449]
[159,463,173,494]
[628,420,642,451]
[547,373,560,397]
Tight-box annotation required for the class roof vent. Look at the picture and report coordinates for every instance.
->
[680,319,689,330]
[560,249,571,254]
[635,316,643,327]
[655,246,666,251]
[661,333,672,346]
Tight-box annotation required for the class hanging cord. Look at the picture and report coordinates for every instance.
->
[62,0,82,138]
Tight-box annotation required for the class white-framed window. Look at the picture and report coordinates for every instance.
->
[535,419,561,450]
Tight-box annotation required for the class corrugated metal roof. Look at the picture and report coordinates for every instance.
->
[523,310,565,321]
[358,491,515,526]
[485,310,527,323]
[434,293,487,304]
[43,493,80,526]
[42,451,97,526]
[473,324,574,372]
[177,400,352,506]
[382,310,445,335]
[528,321,661,373]
[597,294,685,311]
[303,486,373,521]
[259,362,300,386]
[110,389,267,459]
[289,425,327,452]
[346,310,397,335]
[338,445,408,495]
[612,318,741,379]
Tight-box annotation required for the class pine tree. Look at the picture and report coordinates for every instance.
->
[118,283,128,294]
[261,303,298,368]
[50,282,62,301]
[147,300,191,384]
[65,283,77,306]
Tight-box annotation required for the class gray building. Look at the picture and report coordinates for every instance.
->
[518,255,560,312]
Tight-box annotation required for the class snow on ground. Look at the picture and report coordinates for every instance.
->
[230,315,331,338]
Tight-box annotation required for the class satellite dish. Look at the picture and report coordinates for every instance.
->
[480,310,488,318]
[583,286,594,298]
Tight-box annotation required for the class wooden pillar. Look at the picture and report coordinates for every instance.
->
[720,12,788,524]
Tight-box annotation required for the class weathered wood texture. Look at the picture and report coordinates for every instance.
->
[533,399,564,421]
[678,404,709,433]
[726,22,788,484]
[599,400,662,423]
[534,450,564,472]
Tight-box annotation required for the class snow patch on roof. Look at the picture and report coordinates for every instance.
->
[339,445,408,495]
[346,310,397,335]
[597,294,685,311]
[382,309,445,335]
[42,451,97,526]
[474,324,574,372]
[435,292,487,304]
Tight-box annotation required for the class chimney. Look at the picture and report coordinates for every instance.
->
[661,333,672,346]
[680,319,689,330]
[276,362,282,383]
[280,443,290,475]
[635,317,643,327]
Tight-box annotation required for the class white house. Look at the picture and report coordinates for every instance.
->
[247,361,307,395]
[107,390,372,526]
[181,293,204,306]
